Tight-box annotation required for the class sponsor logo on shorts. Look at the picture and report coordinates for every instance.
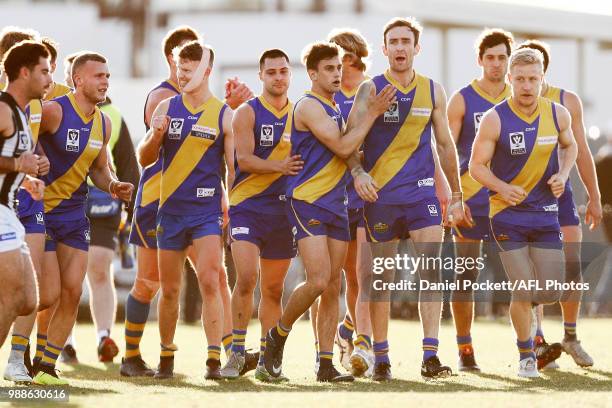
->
[197,188,215,198]
[418,178,435,187]
[260,125,274,146]
[384,102,399,123]
[35,212,44,225]
[428,204,438,216]
[191,125,217,141]
[146,228,157,237]
[411,107,432,117]
[278,195,286,201]
[373,222,389,233]
[0,232,17,241]
[307,218,320,227]
[231,227,249,235]
[474,112,484,133]
[509,132,526,155]
[84,229,90,242]
[66,129,80,152]
[496,233,510,241]
[168,118,184,140]
[543,204,559,212]
[537,135,558,145]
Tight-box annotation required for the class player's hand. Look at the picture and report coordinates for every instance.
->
[36,155,50,176]
[547,173,567,198]
[151,115,170,136]
[22,176,44,201]
[367,84,397,117]
[585,197,603,230]
[353,168,378,202]
[15,152,39,176]
[278,155,303,176]
[445,193,467,228]
[111,181,134,203]
[499,183,527,206]
[225,78,253,109]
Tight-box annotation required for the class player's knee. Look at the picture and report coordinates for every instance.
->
[160,282,180,302]
[133,277,160,302]
[536,289,562,305]
[198,269,221,295]
[87,266,110,286]
[261,281,283,303]
[235,271,257,295]
[61,281,83,304]
[308,275,329,295]
[19,291,38,316]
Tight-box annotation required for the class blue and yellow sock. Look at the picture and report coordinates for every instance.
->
[41,342,63,368]
[208,345,222,362]
[456,335,472,354]
[354,334,372,351]
[231,329,247,356]
[517,338,535,361]
[373,340,390,365]
[124,294,150,359]
[563,322,577,341]
[338,314,354,341]
[222,334,233,358]
[34,334,46,362]
[160,343,177,359]
[422,337,439,361]
[271,322,290,345]
[258,337,266,366]
[318,351,333,368]
[10,334,29,357]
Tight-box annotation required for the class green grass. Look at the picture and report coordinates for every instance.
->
[1,318,611,407]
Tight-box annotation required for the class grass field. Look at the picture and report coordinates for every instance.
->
[1,318,611,407]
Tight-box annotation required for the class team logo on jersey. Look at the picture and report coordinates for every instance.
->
[35,212,44,225]
[146,228,157,237]
[509,132,526,155]
[428,204,439,216]
[474,112,484,132]
[168,118,184,140]
[260,125,274,146]
[384,102,399,123]
[191,125,217,141]
[196,187,215,198]
[17,131,30,153]
[66,129,80,152]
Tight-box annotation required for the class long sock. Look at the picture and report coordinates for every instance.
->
[222,334,233,358]
[353,334,372,351]
[563,322,577,341]
[34,334,47,362]
[338,314,354,341]
[517,338,536,361]
[208,345,222,361]
[124,294,150,359]
[10,334,29,360]
[456,335,472,354]
[97,329,110,344]
[160,343,177,359]
[271,322,290,346]
[231,329,247,356]
[258,337,266,366]
[422,338,439,361]
[373,340,390,365]
[318,351,333,369]
[41,342,63,368]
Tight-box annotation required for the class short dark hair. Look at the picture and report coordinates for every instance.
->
[476,28,514,59]
[2,40,49,82]
[518,40,550,72]
[41,37,59,64]
[383,17,422,46]
[163,26,198,57]
[259,48,290,70]
[0,26,38,61]
[71,52,107,77]
[65,52,80,66]
[177,41,215,67]
[302,42,340,71]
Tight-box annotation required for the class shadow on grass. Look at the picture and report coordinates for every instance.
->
[472,369,612,392]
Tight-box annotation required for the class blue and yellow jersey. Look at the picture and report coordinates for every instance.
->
[44,82,71,102]
[286,91,348,215]
[229,96,292,215]
[543,84,573,197]
[363,71,436,205]
[134,80,180,211]
[16,100,44,218]
[490,97,561,226]
[457,80,510,216]
[158,94,227,215]
[40,93,106,220]
[334,87,362,210]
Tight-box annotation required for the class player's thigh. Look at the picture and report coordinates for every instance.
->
[260,258,291,297]
[56,243,88,294]
[191,235,224,279]
[231,240,260,285]
[298,235,332,289]
[87,245,114,280]
[0,248,27,307]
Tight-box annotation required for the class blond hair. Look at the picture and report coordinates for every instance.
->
[328,28,369,71]
[509,48,544,71]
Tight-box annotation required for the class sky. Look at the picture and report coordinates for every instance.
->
[480,0,612,16]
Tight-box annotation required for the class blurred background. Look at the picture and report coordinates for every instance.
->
[4,0,612,322]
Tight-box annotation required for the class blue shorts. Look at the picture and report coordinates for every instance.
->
[229,207,297,260]
[287,199,350,242]
[453,216,491,241]
[363,198,442,243]
[558,189,580,227]
[348,207,364,241]
[19,211,45,235]
[129,206,158,249]
[490,218,562,251]
[156,211,223,250]
[45,217,90,252]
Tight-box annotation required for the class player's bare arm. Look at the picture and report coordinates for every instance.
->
[547,103,578,199]
[138,97,171,167]
[223,106,236,190]
[144,87,177,128]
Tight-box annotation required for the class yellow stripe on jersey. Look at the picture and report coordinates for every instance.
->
[257,96,292,119]
[27,99,43,144]
[292,155,346,204]
[470,80,511,104]
[490,98,559,218]
[44,82,71,101]
[44,106,104,212]
[229,106,292,207]
[140,169,161,208]
[159,97,223,208]
[369,73,433,190]
[461,170,484,202]
[543,85,562,105]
